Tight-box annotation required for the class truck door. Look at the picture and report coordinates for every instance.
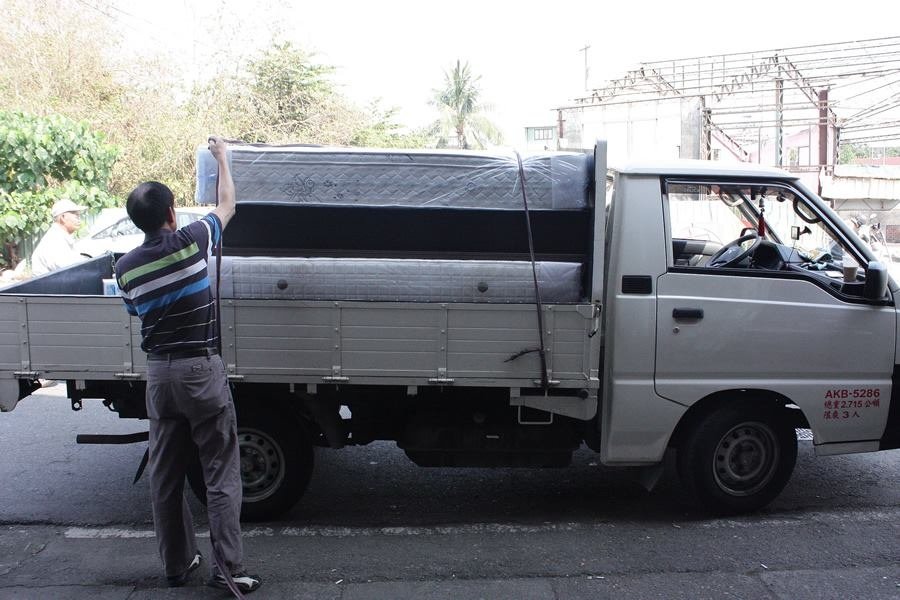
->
[654,179,896,451]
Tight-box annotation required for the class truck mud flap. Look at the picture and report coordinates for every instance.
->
[75,432,149,445]
[76,431,151,484]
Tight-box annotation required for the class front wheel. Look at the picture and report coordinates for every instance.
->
[187,405,314,521]
[677,402,797,514]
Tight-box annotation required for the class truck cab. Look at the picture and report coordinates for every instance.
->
[602,161,899,511]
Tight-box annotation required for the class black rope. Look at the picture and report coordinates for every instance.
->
[513,151,549,391]
[215,171,223,355]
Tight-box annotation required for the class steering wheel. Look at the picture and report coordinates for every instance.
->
[707,231,761,267]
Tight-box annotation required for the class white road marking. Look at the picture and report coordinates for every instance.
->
[65,527,157,539]
[64,507,899,540]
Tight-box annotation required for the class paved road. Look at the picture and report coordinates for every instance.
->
[0,388,898,598]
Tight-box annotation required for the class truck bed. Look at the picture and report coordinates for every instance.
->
[0,256,599,412]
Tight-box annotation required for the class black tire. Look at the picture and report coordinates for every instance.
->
[186,406,314,521]
[677,402,797,515]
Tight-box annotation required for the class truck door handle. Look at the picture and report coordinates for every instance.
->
[672,308,704,320]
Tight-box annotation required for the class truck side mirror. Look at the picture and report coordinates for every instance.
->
[863,261,888,300]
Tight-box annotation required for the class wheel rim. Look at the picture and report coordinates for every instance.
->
[238,427,286,503]
[712,421,780,497]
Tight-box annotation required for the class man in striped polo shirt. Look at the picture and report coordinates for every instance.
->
[117,137,260,594]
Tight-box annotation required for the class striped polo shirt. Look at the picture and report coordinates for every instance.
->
[116,213,222,354]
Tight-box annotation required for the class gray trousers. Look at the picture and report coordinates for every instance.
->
[146,353,243,577]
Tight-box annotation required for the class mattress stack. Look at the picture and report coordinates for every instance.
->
[197,144,592,304]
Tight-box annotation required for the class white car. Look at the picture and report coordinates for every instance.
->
[75,207,211,257]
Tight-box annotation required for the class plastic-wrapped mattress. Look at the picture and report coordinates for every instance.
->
[196,145,591,210]
[210,257,583,303]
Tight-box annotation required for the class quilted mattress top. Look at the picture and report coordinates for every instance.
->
[196,145,592,210]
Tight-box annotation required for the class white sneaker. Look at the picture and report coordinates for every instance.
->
[208,570,262,594]
[167,552,202,587]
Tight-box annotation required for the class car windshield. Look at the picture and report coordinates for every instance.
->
[93,218,141,239]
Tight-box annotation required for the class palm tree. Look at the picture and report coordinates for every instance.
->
[431,60,501,149]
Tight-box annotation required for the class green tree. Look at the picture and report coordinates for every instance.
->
[0,1,429,213]
[349,101,431,148]
[0,0,191,200]
[839,143,866,164]
[0,111,118,266]
[246,42,335,140]
[431,60,501,149]
[0,0,124,121]
[200,41,427,150]
[237,42,427,148]
[839,143,900,164]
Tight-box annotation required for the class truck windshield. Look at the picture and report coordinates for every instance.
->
[666,181,860,271]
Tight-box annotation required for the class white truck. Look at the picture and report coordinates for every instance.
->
[1,140,897,520]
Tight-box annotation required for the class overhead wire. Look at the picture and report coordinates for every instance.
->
[72,0,205,57]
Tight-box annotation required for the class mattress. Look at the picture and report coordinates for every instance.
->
[209,257,583,303]
[196,145,591,210]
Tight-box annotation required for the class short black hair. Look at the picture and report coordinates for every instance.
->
[126,181,174,233]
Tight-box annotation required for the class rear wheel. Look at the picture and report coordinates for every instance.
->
[187,405,314,521]
[677,402,797,514]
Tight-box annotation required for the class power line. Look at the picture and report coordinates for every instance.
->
[73,0,203,55]
[640,36,900,69]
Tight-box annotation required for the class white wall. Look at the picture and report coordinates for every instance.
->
[561,100,686,163]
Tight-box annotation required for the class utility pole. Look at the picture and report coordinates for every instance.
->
[772,54,784,167]
[818,88,830,170]
[578,44,591,91]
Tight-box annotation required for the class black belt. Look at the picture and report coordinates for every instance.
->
[147,347,218,361]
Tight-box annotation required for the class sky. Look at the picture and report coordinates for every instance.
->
[112,0,898,145]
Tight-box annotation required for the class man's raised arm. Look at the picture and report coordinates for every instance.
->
[207,136,236,229]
